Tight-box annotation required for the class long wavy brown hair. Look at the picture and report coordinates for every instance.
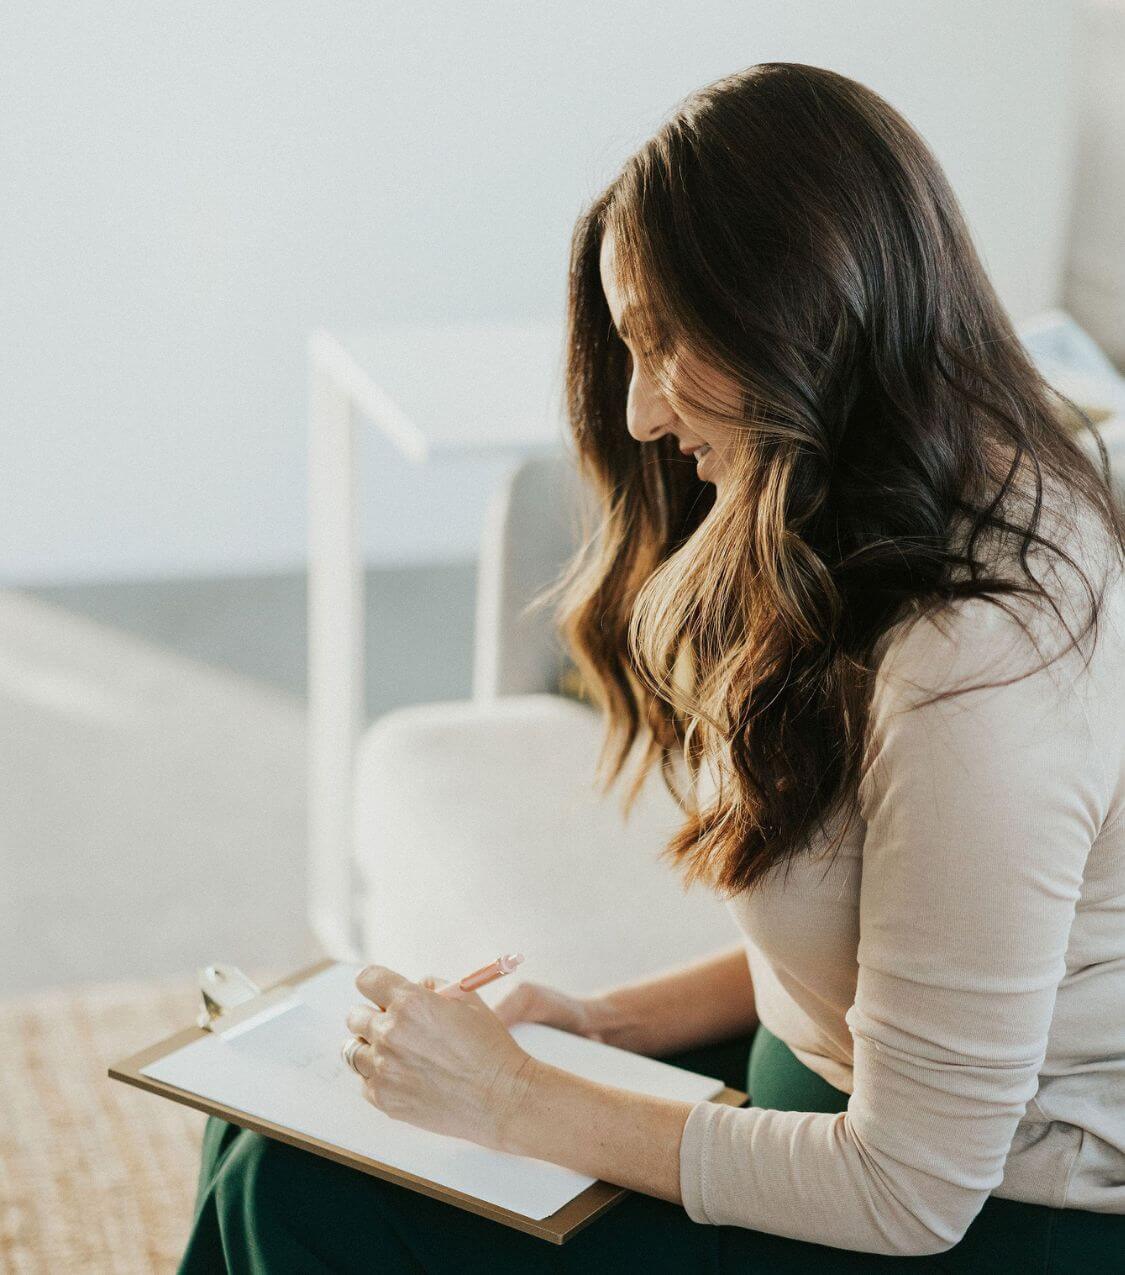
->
[558,62,1124,897]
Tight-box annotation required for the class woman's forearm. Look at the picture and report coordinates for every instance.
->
[587,942,758,1056]
[492,951,757,1204]
[499,1056,692,1203]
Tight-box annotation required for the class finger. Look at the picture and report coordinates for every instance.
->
[346,1004,383,1040]
[434,979,471,999]
[491,982,537,1026]
[346,1039,377,1081]
[420,974,448,991]
[434,984,489,1009]
[355,964,418,1010]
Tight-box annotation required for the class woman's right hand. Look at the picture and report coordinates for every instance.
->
[489,980,612,1042]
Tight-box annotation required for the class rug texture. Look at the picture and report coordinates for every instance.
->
[0,975,270,1273]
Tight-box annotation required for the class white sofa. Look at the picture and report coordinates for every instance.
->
[353,693,726,993]
[352,318,1125,995]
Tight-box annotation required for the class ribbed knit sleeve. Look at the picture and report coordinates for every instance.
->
[677,591,1112,1256]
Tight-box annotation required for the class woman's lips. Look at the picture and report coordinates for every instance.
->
[680,443,711,459]
[689,442,718,481]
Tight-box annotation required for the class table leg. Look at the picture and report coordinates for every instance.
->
[307,347,364,958]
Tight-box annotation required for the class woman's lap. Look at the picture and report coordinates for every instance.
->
[177,1031,1121,1274]
[179,1116,901,1275]
[177,1035,749,1274]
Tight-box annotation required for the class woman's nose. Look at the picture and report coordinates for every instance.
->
[626,379,676,444]
[627,414,670,444]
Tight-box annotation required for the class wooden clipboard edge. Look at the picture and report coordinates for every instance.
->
[107,958,748,1245]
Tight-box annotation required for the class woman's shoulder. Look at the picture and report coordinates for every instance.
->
[858,554,1125,846]
[873,488,1125,719]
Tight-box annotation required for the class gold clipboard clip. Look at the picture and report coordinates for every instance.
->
[196,963,295,1035]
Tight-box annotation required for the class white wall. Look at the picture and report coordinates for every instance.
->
[1065,0,1125,364]
[1,1,1075,584]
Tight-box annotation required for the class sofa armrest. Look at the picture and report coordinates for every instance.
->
[1078,414,1125,510]
[353,694,734,995]
[472,454,590,700]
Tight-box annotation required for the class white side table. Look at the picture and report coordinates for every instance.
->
[307,321,566,956]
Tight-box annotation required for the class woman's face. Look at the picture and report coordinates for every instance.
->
[598,229,739,487]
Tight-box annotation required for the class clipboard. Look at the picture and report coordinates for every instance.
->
[109,958,749,1245]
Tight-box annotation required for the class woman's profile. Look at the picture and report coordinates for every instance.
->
[177,63,1125,1272]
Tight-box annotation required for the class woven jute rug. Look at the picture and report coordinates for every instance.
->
[0,975,273,1273]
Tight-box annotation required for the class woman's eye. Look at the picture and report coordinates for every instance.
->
[622,337,670,374]
[636,340,668,362]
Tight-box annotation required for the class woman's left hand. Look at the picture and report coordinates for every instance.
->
[345,965,537,1148]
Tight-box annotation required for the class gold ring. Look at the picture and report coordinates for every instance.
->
[341,1035,364,1075]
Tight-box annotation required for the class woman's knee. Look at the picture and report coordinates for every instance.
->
[213,1131,326,1226]
[204,1130,421,1272]
[199,1116,243,1175]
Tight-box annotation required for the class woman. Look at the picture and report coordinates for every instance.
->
[179,64,1125,1272]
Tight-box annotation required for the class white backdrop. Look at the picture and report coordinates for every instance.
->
[0,0,1075,584]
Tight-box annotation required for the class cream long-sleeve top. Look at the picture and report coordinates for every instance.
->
[677,490,1125,1256]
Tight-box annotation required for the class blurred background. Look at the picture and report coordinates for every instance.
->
[1,0,1122,996]
[4,4,1125,1268]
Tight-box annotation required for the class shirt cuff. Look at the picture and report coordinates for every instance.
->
[678,1099,727,1224]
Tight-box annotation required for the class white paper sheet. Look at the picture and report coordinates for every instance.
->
[141,962,726,1221]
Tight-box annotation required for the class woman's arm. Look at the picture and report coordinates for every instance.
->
[672,595,1112,1254]
[347,964,698,1202]
[344,948,755,1203]
[346,947,756,1205]
[491,943,758,1056]
[373,948,753,1201]
[350,582,1116,1254]
[492,592,1110,1241]
[585,942,758,1056]
[498,1055,692,1202]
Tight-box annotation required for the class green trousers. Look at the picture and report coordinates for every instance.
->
[177,1026,1123,1273]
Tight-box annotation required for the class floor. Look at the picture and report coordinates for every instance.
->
[30,560,478,717]
[2,562,476,996]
